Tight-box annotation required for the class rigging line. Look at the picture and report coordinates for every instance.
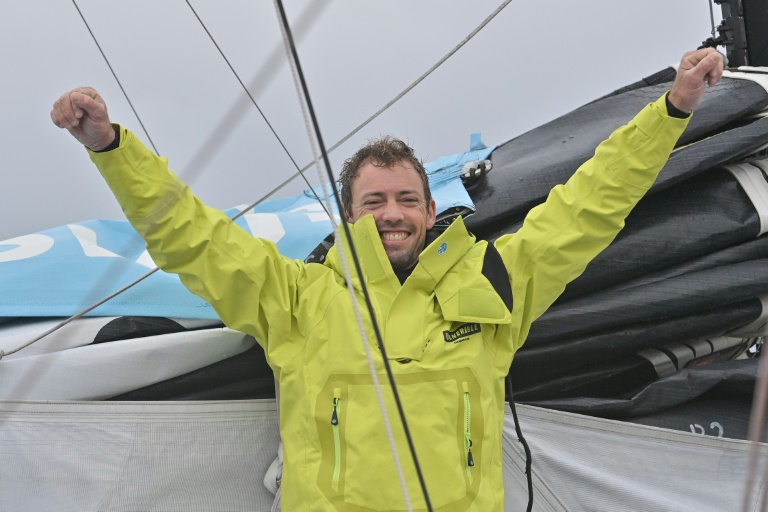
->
[0,268,160,360]
[707,0,717,41]
[175,0,330,187]
[506,374,534,512]
[741,327,768,512]
[272,2,433,511]
[320,0,514,157]
[71,0,160,155]
[184,0,329,218]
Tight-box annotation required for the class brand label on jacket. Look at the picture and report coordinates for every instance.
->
[443,323,481,343]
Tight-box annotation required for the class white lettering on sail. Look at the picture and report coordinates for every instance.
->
[68,224,157,268]
[289,204,336,223]
[689,422,725,437]
[67,224,121,258]
[244,213,285,243]
[0,234,55,262]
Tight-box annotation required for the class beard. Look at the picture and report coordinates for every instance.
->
[385,245,421,271]
[378,221,425,271]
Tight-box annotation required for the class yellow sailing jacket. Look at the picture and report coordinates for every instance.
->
[89,94,688,511]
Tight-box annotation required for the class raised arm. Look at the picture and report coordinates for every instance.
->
[495,49,724,354]
[50,88,306,362]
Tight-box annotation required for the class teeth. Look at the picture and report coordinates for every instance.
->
[382,232,407,241]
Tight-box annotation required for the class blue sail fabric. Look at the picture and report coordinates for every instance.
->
[0,139,489,318]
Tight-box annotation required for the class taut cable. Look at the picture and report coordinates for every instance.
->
[72,0,160,155]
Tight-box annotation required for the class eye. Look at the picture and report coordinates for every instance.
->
[401,197,420,205]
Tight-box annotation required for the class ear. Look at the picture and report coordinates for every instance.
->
[426,199,437,230]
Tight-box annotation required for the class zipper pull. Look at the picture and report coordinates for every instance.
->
[331,398,339,425]
[467,439,474,467]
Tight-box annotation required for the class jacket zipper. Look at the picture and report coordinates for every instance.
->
[463,382,474,478]
[331,388,342,489]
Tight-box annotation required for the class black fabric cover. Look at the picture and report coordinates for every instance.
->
[488,168,762,301]
[108,344,276,400]
[527,259,768,344]
[527,359,760,440]
[586,67,677,104]
[93,316,193,344]
[512,299,762,392]
[466,77,768,237]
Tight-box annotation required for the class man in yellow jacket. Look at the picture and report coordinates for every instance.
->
[52,49,722,511]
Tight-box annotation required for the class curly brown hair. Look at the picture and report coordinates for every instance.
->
[338,136,431,219]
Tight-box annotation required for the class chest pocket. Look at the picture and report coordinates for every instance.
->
[315,368,483,511]
[435,243,513,325]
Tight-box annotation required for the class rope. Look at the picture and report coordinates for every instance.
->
[506,373,534,512]
[272,2,430,509]
[0,268,160,360]
[741,323,768,512]
[184,0,329,218]
[71,0,160,155]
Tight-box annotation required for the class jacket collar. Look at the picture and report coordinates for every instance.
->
[324,215,475,293]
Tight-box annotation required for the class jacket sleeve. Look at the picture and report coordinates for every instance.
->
[88,126,305,359]
[494,94,690,354]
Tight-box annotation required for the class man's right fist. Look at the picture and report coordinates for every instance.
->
[51,87,115,151]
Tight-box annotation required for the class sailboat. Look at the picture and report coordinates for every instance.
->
[2,1,768,510]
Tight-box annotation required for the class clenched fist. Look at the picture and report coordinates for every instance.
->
[51,87,115,151]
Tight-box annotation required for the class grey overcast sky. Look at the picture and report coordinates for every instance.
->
[0,0,718,241]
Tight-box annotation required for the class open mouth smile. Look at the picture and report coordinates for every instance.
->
[381,232,409,241]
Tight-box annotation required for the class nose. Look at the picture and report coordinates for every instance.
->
[380,198,405,223]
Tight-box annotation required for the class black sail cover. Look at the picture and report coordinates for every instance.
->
[528,358,761,441]
[465,73,768,236]
[488,168,763,301]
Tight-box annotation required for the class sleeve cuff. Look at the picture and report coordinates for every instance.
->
[665,92,691,119]
[93,124,121,152]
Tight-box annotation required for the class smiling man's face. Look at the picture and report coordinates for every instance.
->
[348,161,436,271]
